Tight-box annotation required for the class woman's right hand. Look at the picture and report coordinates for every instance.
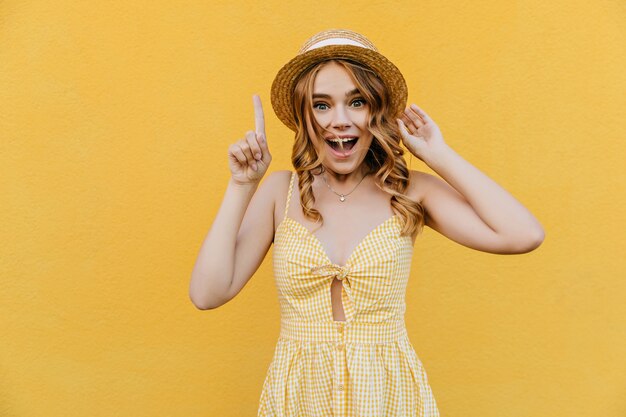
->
[228,95,272,185]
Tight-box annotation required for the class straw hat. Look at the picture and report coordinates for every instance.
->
[270,29,408,132]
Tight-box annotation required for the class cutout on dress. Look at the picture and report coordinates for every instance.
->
[331,278,346,322]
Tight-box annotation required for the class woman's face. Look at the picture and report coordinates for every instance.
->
[307,61,374,176]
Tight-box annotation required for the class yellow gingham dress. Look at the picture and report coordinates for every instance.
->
[257,171,440,417]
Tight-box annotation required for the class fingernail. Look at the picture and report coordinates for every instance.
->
[255,153,261,160]
[251,162,258,171]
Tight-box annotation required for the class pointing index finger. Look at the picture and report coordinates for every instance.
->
[253,94,265,135]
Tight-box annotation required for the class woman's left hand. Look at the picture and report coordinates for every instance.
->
[397,104,448,164]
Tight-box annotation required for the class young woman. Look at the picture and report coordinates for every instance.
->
[190,29,544,416]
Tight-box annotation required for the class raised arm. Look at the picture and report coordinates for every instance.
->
[399,104,545,254]
[189,95,274,310]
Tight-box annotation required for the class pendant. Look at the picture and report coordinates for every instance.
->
[340,195,345,202]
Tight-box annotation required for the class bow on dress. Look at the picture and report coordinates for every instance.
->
[309,263,357,322]
[285,254,391,322]
[310,264,351,282]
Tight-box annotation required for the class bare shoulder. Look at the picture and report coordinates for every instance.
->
[261,169,292,191]
[261,169,293,221]
[405,169,436,204]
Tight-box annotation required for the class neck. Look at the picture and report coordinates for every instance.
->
[323,166,370,185]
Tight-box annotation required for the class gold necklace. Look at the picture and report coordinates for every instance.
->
[321,172,368,202]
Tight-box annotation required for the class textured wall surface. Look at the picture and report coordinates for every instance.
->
[1,0,625,416]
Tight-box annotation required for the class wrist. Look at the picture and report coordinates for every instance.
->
[424,143,456,171]
[229,176,260,190]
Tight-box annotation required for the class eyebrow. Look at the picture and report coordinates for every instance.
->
[312,88,361,99]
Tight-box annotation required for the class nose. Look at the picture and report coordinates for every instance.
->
[331,105,351,129]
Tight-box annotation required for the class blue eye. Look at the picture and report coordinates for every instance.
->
[313,102,329,110]
[351,98,366,107]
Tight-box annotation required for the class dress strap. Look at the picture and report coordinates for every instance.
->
[283,171,296,221]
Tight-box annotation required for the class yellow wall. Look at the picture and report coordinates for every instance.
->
[1,1,624,416]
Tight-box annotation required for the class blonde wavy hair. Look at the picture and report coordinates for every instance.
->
[290,59,426,237]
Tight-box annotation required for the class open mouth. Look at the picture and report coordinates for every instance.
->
[325,136,359,152]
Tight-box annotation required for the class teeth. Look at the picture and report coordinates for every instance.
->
[328,137,356,143]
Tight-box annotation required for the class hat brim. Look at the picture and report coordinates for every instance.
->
[271,44,408,132]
